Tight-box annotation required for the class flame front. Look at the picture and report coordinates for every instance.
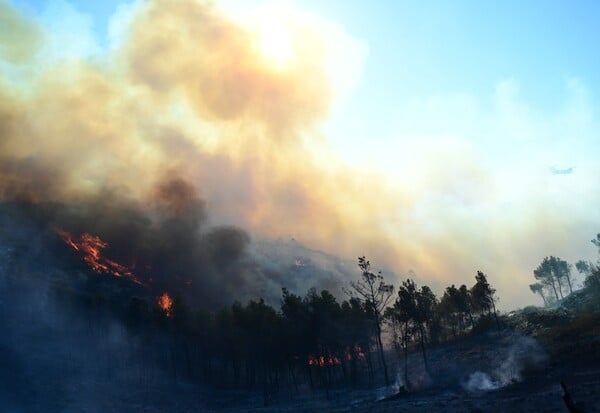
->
[57,229,142,285]
[158,293,173,317]
[308,355,341,367]
[307,346,365,367]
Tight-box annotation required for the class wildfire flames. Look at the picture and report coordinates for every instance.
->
[158,293,173,317]
[308,355,341,367]
[57,229,143,285]
[58,229,175,317]
[308,347,365,367]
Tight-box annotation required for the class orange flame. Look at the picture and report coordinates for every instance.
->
[307,347,365,367]
[158,292,173,317]
[57,229,143,285]
[307,355,341,367]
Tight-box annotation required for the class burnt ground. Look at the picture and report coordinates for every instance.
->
[1,235,599,412]
[170,330,600,413]
[1,262,598,413]
[1,264,598,413]
[1,322,599,413]
[7,327,594,413]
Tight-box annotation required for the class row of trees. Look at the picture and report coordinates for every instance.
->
[74,231,599,401]
[383,270,498,388]
[339,256,499,388]
[529,233,600,305]
[45,251,501,403]
[112,257,502,399]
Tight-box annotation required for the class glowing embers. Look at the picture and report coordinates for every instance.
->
[307,347,365,367]
[157,292,173,317]
[308,355,341,367]
[57,229,142,285]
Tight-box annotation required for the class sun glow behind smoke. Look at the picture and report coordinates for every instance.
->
[1,0,599,310]
[251,11,293,69]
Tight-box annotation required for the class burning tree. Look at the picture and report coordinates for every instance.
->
[345,256,394,386]
[280,287,371,392]
[158,292,174,317]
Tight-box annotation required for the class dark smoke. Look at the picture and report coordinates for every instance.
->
[0,156,66,202]
[0,175,277,309]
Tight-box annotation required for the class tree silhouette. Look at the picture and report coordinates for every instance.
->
[575,260,592,277]
[397,279,418,385]
[583,235,600,295]
[534,257,561,300]
[390,278,437,385]
[529,282,548,306]
[346,256,394,386]
[592,233,600,250]
[414,284,436,371]
[534,256,573,299]
[471,271,499,328]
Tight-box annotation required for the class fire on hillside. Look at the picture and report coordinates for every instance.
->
[158,292,174,317]
[57,229,143,285]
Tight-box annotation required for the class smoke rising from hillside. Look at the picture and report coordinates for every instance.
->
[2,0,599,309]
[0,0,400,300]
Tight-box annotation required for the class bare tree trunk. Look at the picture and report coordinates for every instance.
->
[490,298,500,329]
[418,324,428,373]
[350,348,358,384]
[450,315,457,338]
[374,317,390,386]
[262,365,269,406]
[556,276,565,299]
[549,279,560,301]
[288,362,298,393]
[539,290,547,306]
[403,321,409,389]
[365,344,374,385]
[466,310,474,329]
[565,274,573,295]
[306,364,314,390]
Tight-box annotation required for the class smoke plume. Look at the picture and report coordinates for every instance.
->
[0,0,402,305]
[5,0,595,309]
[462,334,547,392]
